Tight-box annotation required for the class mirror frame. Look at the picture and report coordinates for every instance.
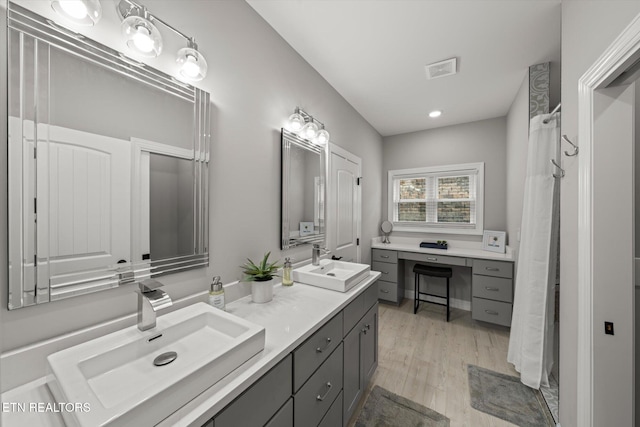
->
[7,3,211,309]
[280,129,326,250]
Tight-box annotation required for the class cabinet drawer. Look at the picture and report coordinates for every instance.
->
[472,275,513,303]
[318,391,342,427]
[473,259,513,279]
[363,282,379,311]
[377,281,398,303]
[294,344,343,427]
[372,249,398,263]
[372,261,398,281]
[472,297,512,326]
[294,313,343,392]
[399,251,467,267]
[265,398,293,427]
[216,355,292,427]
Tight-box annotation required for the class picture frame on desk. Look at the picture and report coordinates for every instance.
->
[482,230,506,253]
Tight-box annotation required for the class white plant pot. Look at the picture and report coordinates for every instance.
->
[251,278,275,303]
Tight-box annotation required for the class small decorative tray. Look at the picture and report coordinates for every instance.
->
[419,241,448,250]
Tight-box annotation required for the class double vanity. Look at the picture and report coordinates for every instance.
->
[2,270,381,427]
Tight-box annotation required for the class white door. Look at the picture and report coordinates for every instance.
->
[327,144,361,262]
[39,126,131,290]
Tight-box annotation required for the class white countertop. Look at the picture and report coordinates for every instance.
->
[1,272,381,427]
[371,237,515,262]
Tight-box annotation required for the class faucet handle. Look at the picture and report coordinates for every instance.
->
[139,279,164,293]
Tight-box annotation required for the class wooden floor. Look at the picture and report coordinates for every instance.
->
[348,299,520,427]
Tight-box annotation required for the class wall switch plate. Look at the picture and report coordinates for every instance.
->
[605,321,614,335]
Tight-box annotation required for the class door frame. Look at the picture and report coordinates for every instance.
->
[327,143,362,263]
[577,13,640,427]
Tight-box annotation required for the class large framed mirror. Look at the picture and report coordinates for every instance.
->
[7,4,211,309]
[281,129,326,250]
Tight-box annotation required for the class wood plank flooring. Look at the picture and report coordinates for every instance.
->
[348,299,520,427]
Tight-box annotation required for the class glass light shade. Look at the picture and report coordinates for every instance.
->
[121,15,163,58]
[314,129,330,145]
[287,112,305,132]
[300,122,319,140]
[51,0,102,26]
[176,47,208,81]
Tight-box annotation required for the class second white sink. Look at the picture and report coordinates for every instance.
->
[47,302,265,427]
[293,259,370,292]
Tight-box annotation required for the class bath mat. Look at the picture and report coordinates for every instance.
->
[467,365,555,427]
[355,385,449,427]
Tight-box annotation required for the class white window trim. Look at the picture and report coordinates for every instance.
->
[387,162,484,235]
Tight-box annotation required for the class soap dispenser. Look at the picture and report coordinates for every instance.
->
[282,258,293,286]
[209,276,225,310]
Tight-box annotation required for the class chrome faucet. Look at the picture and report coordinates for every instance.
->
[312,243,330,266]
[137,279,172,331]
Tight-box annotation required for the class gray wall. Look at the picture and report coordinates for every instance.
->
[0,1,383,353]
[382,116,507,241]
[560,2,640,426]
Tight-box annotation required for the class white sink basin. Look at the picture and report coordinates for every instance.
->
[47,302,265,427]
[293,259,371,292]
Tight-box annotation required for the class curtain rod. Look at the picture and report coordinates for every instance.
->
[543,102,561,124]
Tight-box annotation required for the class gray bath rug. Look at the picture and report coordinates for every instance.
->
[355,385,449,427]
[467,365,555,427]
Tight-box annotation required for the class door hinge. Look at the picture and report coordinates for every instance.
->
[34,198,37,214]
[34,147,37,159]
[34,255,37,267]
[357,238,360,246]
[356,177,362,186]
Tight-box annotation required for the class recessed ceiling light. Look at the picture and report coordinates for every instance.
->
[429,110,442,118]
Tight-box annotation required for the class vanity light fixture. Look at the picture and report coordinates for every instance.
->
[51,0,102,26]
[429,110,442,118]
[117,0,209,81]
[286,108,330,145]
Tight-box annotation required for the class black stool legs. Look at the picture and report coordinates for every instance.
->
[413,264,453,322]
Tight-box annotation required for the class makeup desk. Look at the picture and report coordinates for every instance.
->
[371,238,515,326]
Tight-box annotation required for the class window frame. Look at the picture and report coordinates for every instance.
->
[387,162,484,235]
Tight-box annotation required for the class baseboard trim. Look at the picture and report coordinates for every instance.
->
[403,290,471,312]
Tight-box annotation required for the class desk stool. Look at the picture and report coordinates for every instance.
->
[413,264,453,321]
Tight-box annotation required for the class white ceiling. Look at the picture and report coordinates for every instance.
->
[246,0,562,137]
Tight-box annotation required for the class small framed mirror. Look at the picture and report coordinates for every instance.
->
[381,220,393,244]
[281,129,326,250]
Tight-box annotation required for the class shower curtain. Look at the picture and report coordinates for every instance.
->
[507,113,560,389]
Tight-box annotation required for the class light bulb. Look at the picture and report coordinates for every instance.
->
[429,110,442,118]
[301,122,319,140]
[132,27,154,53]
[59,1,88,19]
[287,112,305,132]
[176,46,208,81]
[315,129,330,145]
[51,0,101,26]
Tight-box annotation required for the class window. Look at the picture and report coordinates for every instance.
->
[388,163,484,235]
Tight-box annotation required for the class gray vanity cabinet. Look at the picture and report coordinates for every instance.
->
[471,259,514,326]
[372,249,403,304]
[342,298,379,426]
[214,355,292,427]
[206,281,379,427]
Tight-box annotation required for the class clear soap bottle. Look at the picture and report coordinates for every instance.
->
[282,258,293,286]
[209,276,225,310]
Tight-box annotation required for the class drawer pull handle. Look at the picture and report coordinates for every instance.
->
[361,324,371,334]
[484,310,499,316]
[380,289,390,294]
[381,255,390,259]
[315,337,332,353]
[427,257,438,261]
[485,267,500,272]
[382,271,389,275]
[316,382,333,401]
[485,287,500,291]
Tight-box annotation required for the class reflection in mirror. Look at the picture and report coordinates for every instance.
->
[7,4,210,309]
[281,130,326,250]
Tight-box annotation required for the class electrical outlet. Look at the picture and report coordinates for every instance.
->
[605,321,614,335]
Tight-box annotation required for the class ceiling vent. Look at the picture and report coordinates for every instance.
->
[425,58,457,80]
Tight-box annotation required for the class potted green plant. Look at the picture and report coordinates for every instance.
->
[241,252,281,303]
